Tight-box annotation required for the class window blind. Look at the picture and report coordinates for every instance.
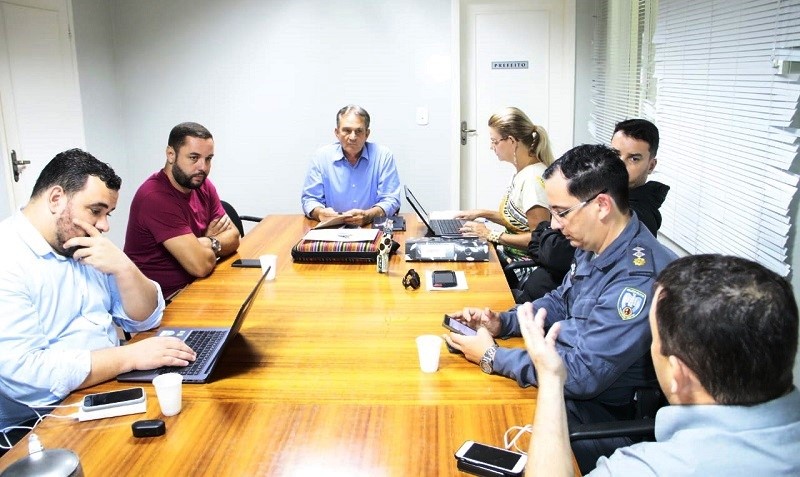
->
[652,0,800,276]
[589,0,659,141]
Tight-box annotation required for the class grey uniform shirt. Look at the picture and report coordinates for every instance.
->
[492,214,678,405]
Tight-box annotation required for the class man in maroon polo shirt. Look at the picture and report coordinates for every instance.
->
[124,122,239,298]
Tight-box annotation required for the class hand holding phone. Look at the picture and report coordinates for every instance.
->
[442,314,478,336]
[82,387,146,412]
[454,440,527,477]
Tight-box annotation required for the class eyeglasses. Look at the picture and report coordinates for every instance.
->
[550,189,607,223]
[489,137,509,146]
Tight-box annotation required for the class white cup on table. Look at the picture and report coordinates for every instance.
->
[152,372,183,416]
[416,335,443,373]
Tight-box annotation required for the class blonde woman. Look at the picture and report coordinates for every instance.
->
[457,107,553,284]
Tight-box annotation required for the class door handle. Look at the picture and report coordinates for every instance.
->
[461,121,477,145]
[10,150,31,182]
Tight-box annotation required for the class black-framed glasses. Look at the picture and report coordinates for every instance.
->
[403,269,421,290]
[489,136,509,146]
[550,189,607,223]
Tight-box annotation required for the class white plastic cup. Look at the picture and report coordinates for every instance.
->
[259,254,277,280]
[416,335,443,373]
[152,372,183,416]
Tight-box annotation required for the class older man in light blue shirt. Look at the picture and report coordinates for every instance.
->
[0,149,197,432]
[301,104,401,226]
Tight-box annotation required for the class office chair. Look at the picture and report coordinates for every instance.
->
[221,200,261,237]
[569,387,667,442]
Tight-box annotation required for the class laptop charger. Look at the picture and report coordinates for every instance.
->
[77,397,147,422]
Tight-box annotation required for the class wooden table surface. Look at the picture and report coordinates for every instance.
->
[0,214,566,476]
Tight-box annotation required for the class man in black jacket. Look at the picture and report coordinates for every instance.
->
[513,119,668,303]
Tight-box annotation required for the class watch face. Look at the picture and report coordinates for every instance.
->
[480,360,492,374]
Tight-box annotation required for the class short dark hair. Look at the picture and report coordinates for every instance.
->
[167,122,213,153]
[30,148,121,199]
[654,254,798,405]
[336,105,370,129]
[543,144,629,213]
[613,119,659,157]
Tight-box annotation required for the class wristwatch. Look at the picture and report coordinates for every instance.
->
[479,344,499,374]
[209,237,221,256]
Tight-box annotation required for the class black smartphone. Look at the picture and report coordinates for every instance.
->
[442,314,478,336]
[232,258,261,268]
[454,441,527,477]
[82,387,145,412]
[431,270,458,288]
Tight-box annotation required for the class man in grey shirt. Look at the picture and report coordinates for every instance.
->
[521,254,800,476]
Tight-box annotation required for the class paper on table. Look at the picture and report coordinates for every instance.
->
[314,214,353,229]
[303,228,379,242]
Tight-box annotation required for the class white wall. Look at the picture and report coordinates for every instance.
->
[72,0,128,244]
[73,0,454,246]
[572,1,594,146]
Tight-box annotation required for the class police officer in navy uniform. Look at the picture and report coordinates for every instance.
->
[444,144,678,474]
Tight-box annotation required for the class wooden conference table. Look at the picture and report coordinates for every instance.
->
[0,214,577,476]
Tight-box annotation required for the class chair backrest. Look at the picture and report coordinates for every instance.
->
[221,200,245,237]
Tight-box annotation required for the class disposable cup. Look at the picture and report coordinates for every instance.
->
[152,372,183,416]
[416,335,442,373]
[259,254,277,280]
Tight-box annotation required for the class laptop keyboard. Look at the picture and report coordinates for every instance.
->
[162,330,226,376]
[433,219,465,235]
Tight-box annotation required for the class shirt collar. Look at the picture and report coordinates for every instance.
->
[13,210,68,261]
[334,142,371,164]
[575,214,641,275]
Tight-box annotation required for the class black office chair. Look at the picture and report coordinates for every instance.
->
[569,387,667,442]
[221,200,261,237]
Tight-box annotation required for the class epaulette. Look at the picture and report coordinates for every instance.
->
[628,242,656,276]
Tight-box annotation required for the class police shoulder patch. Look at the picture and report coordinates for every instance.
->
[617,287,647,320]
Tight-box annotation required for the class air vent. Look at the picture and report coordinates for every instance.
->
[492,61,528,70]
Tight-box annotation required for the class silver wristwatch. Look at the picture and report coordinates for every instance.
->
[479,344,499,374]
[209,236,221,255]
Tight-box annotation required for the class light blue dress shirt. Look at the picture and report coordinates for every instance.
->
[589,387,800,476]
[301,141,401,217]
[0,212,164,429]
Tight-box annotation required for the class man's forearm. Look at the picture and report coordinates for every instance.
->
[115,259,162,321]
[527,375,574,477]
[214,227,240,256]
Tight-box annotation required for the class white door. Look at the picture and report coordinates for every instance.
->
[459,0,575,209]
[0,0,84,215]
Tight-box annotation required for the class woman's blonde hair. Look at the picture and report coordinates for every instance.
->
[488,107,554,166]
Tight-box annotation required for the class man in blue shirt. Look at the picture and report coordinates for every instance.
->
[301,104,401,226]
[522,254,800,476]
[0,149,196,434]
[444,144,677,472]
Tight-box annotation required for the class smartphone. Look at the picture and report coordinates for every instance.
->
[454,441,527,477]
[442,314,478,336]
[82,387,146,412]
[232,258,261,268]
[432,270,458,288]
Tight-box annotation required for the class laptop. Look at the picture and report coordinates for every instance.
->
[117,267,269,384]
[404,186,474,237]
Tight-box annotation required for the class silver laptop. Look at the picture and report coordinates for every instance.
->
[404,186,474,237]
[117,267,269,384]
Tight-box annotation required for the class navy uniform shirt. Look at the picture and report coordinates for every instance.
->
[492,214,678,406]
